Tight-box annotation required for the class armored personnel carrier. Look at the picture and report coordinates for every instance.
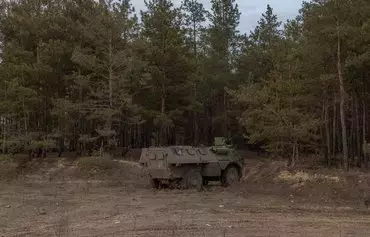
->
[139,137,244,190]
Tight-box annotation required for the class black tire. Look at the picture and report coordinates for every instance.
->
[150,178,160,189]
[221,166,241,187]
[183,170,203,191]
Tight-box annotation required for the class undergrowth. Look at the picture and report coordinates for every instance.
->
[0,154,18,180]
[77,155,118,177]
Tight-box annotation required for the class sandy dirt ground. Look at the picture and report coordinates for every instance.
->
[1,177,370,237]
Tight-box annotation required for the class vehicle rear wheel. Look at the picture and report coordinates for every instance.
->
[221,166,240,187]
[183,170,203,191]
[150,178,160,189]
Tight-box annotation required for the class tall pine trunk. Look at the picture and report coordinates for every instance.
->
[21,67,28,135]
[349,99,354,164]
[160,83,166,146]
[161,83,165,114]
[108,31,113,110]
[223,88,228,137]
[355,96,361,167]
[332,96,337,160]
[193,17,198,145]
[37,39,42,132]
[336,21,348,171]
[2,89,6,154]
[193,88,198,145]
[324,100,331,166]
[362,100,367,167]
[22,99,28,135]
[290,141,298,168]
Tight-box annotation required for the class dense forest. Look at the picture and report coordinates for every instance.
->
[0,0,369,169]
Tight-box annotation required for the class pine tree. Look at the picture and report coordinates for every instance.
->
[138,0,192,145]
[204,0,241,139]
[0,0,369,169]
[231,11,320,165]
[70,0,137,150]
[0,0,65,152]
[300,0,362,169]
[237,4,282,84]
[181,0,206,144]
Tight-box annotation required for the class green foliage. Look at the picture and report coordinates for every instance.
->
[206,0,241,79]
[0,154,13,163]
[0,0,369,169]
[231,1,370,167]
[199,0,242,138]
[71,0,137,126]
[78,134,98,144]
[236,4,282,84]
[138,0,193,134]
[28,139,56,150]
[181,0,207,55]
[232,73,320,155]
[0,139,23,154]
[232,4,322,159]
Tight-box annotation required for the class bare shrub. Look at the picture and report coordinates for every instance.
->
[0,154,18,180]
[77,155,117,176]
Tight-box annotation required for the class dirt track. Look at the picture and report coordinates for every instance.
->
[1,178,370,237]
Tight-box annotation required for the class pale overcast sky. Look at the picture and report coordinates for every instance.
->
[132,0,304,33]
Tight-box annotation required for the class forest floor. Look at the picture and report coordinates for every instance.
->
[1,154,370,237]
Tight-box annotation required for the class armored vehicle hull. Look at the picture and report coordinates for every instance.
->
[139,144,244,190]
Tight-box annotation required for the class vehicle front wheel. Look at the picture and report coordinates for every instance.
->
[221,166,241,187]
[183,170,203,191]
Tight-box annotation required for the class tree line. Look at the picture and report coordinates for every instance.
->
[0,0,369,169]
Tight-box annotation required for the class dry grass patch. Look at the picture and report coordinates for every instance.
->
[276,170,340,185]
